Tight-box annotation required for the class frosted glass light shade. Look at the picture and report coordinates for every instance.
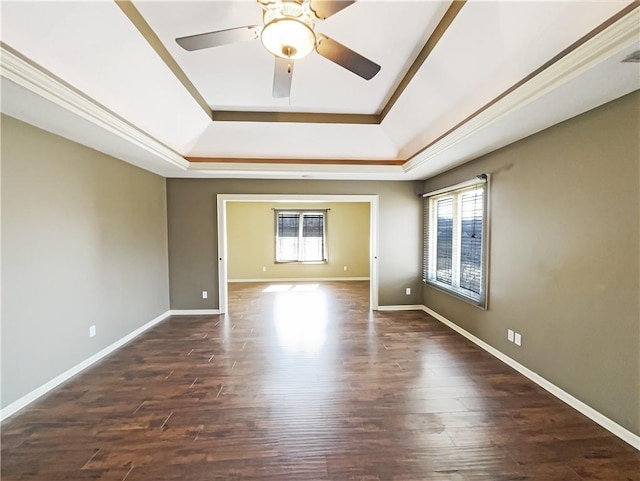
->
[261,18,316,59]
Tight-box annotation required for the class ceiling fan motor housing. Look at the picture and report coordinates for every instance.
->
[175,0,380,99]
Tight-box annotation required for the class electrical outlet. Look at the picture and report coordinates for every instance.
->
[262,266,267,272]
[514,332,522,346]
[343,266,348,271]
[405,287,411,295]
[89,325,96,338]
[202,291,208,299]
[507,329,514,342]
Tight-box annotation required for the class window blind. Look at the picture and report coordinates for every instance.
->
[276,212,300,262]
[423,176,489,308]
[435,197,453,285]
[275,210,327,262]
[460,189,483,294]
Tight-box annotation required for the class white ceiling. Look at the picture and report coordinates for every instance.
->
[136,0,448,113]
[1,0,638,181]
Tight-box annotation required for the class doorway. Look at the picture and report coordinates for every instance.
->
[217,194,379,314]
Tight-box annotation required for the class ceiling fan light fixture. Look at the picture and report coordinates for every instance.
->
[261,17,316,59]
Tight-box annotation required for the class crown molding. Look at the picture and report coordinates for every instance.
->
[1,2,635,180]
[0,42,189,171]
[211,111,380,124]
[187,156,404,166]
[184,161,407,180]
[187,163,402,172]
[403,3,640,174]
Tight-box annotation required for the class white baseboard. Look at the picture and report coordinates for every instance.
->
[4,303,637,450]
[421,305,640,451]
[228,277,370,283]
[377,305,424,311]
[0,309,172,422]
[169,309,220,315]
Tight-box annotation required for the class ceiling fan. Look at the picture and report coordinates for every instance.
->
[175,0,381,98]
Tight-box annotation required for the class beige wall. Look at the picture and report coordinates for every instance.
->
[227,202,370,280]
[422,91,640,435]
[1,115,170,409]
[167,180,422,308]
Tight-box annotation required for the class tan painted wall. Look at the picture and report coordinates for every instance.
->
[227,202,370,280]
[167,180,423,308]
[421,91,640,435]
[1,115,170,409]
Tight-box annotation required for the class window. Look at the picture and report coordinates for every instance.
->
[423,177,488,307]
[275,210,327,262]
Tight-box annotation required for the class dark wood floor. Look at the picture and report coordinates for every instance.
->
[2,281,638,480]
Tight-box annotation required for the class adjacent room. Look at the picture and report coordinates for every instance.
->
[1,1,639,479]
[225,200,370,280]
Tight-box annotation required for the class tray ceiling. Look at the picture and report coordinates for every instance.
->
[1,0,638,180]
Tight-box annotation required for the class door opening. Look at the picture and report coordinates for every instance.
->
[217,194,379,314]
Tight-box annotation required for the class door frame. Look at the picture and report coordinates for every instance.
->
[217,194,379,314]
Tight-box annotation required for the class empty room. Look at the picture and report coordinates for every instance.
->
[1,1,639,480]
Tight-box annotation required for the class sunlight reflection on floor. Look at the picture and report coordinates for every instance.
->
[262,284,293,292]
[271,284,327,356]
[291,284,319,292]
[262,283,319,293]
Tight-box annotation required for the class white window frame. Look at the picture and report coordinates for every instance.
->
[423,177,489,308]
[274,209,328,263]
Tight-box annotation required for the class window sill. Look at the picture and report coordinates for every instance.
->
[423,278,487,310]
[274,260,328,265]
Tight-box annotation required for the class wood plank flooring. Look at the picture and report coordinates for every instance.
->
[2,281,638,480]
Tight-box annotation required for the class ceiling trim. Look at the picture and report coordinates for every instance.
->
[187,2,639,171]
[187,162,405,178]
[2,3,635,180]
[379,0,466,122]
[0,41,189,171]
[120,0,463,125]
[403,2,640,175]
[187,156,404,166]
[211,111,379,124]
[114,0,212,119]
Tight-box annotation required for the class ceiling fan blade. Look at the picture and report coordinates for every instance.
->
[310,0,356,19]
[176,26,260,51]
[273,57,294,98]
[316,34,380,80]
